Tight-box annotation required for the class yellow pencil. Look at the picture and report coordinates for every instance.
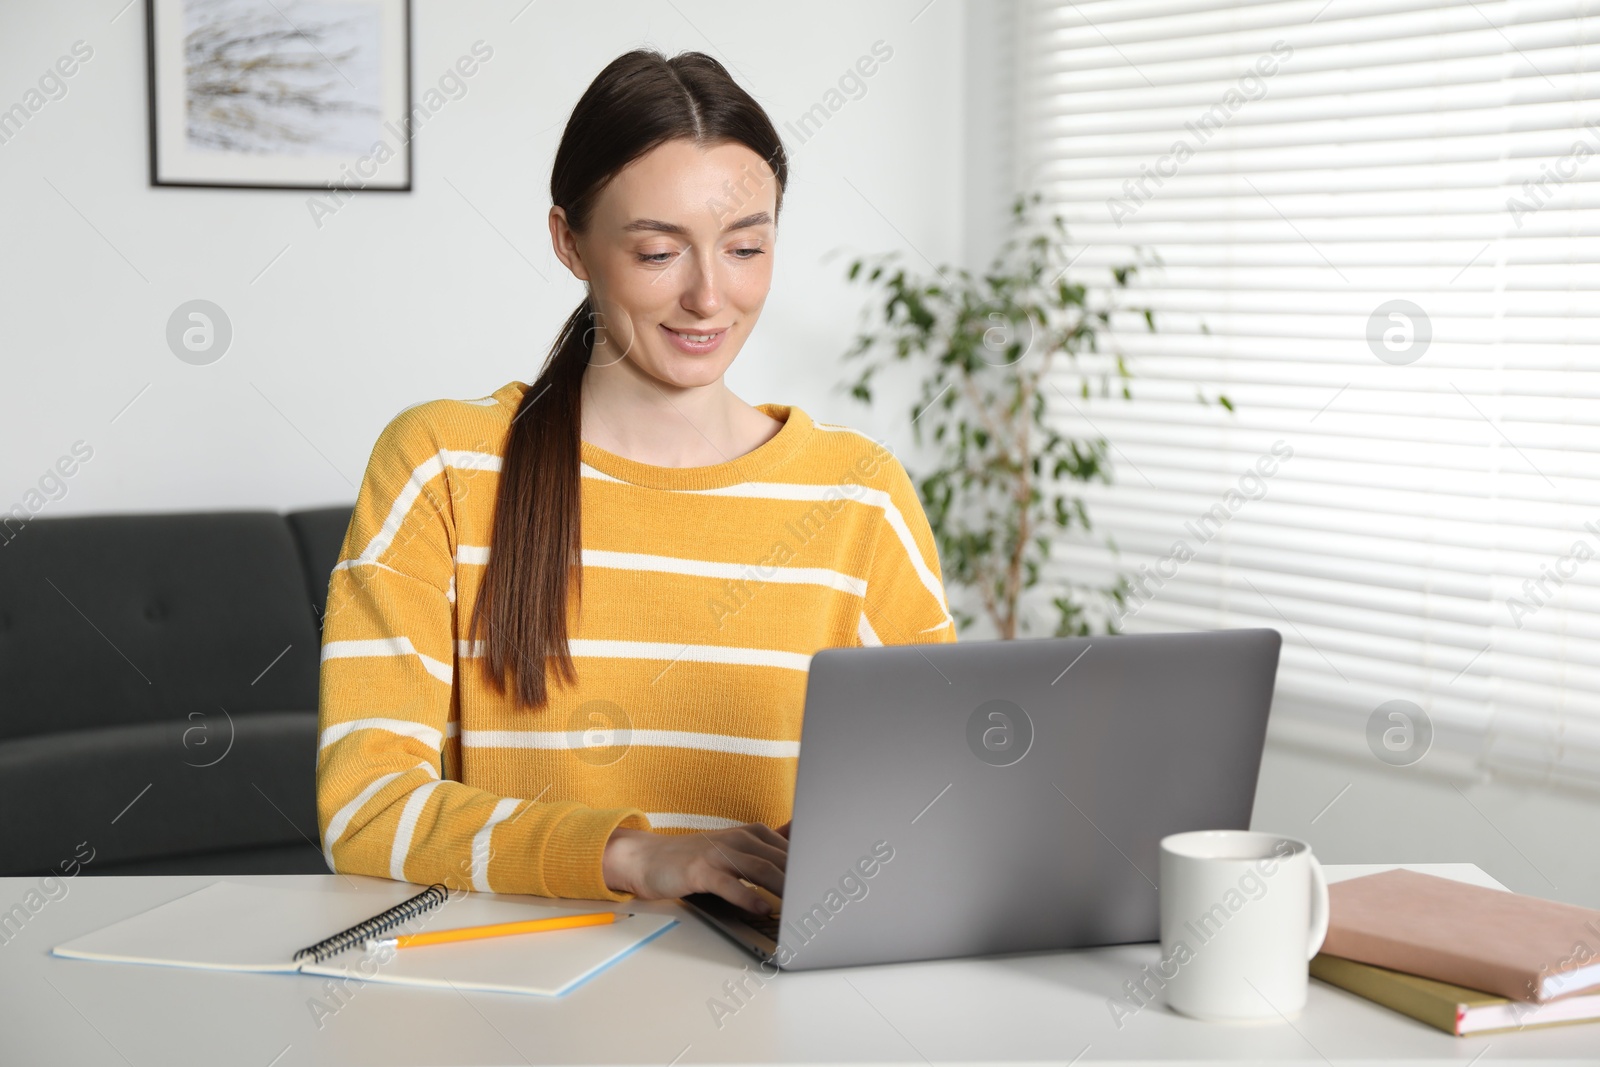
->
[365,911,621,951]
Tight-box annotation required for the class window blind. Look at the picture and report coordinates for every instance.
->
[1015,0,1600,786]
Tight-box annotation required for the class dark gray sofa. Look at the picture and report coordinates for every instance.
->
[0,506,353,876]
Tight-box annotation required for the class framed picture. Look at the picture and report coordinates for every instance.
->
[146,0,412,191]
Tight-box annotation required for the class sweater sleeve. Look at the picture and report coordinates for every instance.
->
[856,454,958,647]
[315,406,649,900]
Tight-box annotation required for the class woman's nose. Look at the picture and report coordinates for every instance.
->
[679,253,723,318]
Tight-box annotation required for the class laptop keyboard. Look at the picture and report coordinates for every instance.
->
[745,908,782,940]
[683,889,784,945]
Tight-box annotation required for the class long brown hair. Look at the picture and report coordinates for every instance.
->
[468,50,789,710]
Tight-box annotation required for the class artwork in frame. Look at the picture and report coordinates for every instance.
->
[146,0,412,191]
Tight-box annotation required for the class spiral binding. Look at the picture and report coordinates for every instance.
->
[293,883,450,964]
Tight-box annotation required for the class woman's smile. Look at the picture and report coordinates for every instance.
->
[659,323,730,354]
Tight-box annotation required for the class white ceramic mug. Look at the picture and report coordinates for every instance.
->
[1157,830,1329,1022]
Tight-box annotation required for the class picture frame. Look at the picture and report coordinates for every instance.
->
[145,0,413,191]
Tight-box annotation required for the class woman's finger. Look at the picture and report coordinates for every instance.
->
[707,870,775,914]
[699,829,784,881]
[728,828,788,872]
[739,822,790,852]
[726,852,785,899]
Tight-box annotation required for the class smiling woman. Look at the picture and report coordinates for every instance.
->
[314,50,956,917]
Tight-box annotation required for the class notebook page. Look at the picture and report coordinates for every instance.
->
[51,880,426,972]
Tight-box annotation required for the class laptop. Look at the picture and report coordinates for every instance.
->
[681,627,1282,971]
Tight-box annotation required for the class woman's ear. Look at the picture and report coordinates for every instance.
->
[549,205,590,281]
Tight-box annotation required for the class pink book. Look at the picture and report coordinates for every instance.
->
[1323,869,1600,1003]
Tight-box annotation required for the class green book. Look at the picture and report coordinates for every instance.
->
[1312,953,1600,1037]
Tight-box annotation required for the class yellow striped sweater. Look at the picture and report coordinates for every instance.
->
[316,379,957,901]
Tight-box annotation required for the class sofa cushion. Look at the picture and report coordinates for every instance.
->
[0,711,324,876]
[87,842,329,876]
[285,506,354,631]
[0,511,321,741]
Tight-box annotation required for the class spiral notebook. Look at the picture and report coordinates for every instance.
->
[52,879,677,996]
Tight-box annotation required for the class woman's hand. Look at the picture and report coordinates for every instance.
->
[602,823,788,913]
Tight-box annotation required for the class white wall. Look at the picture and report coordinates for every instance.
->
[0,0,967,518]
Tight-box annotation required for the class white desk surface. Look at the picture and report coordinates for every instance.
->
[3,863,1595,1066]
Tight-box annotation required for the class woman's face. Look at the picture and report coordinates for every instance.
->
[550,138,779,390]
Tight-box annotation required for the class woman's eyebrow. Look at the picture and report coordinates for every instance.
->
[621,211,773,235]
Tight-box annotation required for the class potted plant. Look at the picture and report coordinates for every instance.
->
[840,191,1228,638]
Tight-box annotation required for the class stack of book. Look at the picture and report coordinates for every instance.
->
[1311,868,1600,1036]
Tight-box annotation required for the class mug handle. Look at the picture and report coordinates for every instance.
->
[1306,851,1330,959]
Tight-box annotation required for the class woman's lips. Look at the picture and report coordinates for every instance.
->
[659,324,728,354]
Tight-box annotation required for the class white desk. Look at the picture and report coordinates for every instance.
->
[3,863,1595,1066]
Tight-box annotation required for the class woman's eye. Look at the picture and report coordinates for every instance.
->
[636,246,764,264]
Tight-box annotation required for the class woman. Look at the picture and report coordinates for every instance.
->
[316,49,955,916]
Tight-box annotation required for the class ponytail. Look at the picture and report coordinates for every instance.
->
[467,296,591,709]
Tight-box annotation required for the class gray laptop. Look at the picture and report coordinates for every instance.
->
[681,627,1282,970]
